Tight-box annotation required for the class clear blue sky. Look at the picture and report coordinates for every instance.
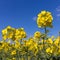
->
[0,0,60,39]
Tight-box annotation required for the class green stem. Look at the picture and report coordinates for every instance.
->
[45,27,47,39]
[43,27,47,51]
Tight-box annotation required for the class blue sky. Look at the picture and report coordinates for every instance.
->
[0,0,60,39]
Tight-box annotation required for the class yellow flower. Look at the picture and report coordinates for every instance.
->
[51,36,54,39]
[7,32,13,39]
[26,39,33,46]
[15,41,20,49]
[58,49,60,53]
[15,29,20,36]
[6,26,11,30]
[14,28,26,40]
[34,31,41,38]
[4,47,9,53]
[2,35,7,40]
[54,36,60,46]
[38,45,43,50]
[11,50,16,55]
[46,47,52,54]
[12,57,16,60]
[41,10,46,15]
[20,31,26,38]
[2,29,7,35]
[47,38,53,44]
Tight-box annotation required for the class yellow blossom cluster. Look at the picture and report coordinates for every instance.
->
[0,35,60,60]
[37,10,53,28]
[2,26,26,41]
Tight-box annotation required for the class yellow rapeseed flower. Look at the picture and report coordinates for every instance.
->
[20,31,26,38]
[2,29,7,35]
[11,50,16,55]
[7,32,13,39]
[46,47,52,54]
[15,41,20,49]
[2,35,7,40]
[37,10,53,28]
[6,26,11,30]
[46,38,53,44]
[34,31,41,38]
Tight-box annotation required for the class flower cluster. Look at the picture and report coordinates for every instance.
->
[37,10,53,28]
[0,10,59,60]
[0,34,60,60]
[2,26,26,41]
